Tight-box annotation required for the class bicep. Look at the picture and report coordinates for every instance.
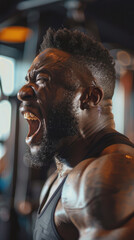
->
[80,154,134,230]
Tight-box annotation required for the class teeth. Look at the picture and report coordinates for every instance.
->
[24,112,38,120]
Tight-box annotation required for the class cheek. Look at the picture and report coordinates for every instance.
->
[36,87,52,120]
[52,88,66,105]
[37,84,55,103]
[36,86,65,118]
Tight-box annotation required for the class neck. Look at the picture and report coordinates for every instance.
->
[55,99,115,169]
[84,101,115,136]
[55,128,115,169]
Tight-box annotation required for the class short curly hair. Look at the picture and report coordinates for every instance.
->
[40,28,116,99]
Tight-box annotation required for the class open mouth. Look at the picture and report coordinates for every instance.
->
[24,112,41,144]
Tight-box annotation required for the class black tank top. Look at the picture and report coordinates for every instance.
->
[85,131,134,158]
[33,132,134,240]
[33,177,66,240]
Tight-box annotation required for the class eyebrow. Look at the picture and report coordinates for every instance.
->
[25,69,50,82]
[34,68,50,76]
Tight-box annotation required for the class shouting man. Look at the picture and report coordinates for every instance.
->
[18,28,134,240]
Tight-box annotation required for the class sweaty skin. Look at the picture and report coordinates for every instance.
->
[18,48,134,240]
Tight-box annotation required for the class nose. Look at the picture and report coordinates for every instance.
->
[17,84,36,101]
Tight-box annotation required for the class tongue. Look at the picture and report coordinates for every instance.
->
[27,120,39,137]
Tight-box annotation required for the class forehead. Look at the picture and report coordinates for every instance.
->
[28,48,71,74]
[27,48,94,89]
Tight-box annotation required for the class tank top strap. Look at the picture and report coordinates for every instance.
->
[34,176,67,240]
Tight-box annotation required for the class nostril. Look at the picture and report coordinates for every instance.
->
[17,85,36,101]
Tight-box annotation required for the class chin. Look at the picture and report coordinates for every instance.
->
[24,135,56,168]
[29,144,42,155]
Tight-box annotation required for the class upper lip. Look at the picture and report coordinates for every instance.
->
[19,103,42,121]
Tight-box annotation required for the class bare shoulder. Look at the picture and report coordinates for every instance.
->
[62,153,134,229]
[40,170,57,204]
[62,153,134,205]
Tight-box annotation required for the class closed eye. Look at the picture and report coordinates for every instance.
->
[36,73,50,85]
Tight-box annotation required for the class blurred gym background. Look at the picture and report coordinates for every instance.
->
[0,0,134,239]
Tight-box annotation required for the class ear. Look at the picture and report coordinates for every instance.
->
[80,86,104,110]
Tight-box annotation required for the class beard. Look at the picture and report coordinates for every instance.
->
[23,133,55,168]
[24,92,79,168]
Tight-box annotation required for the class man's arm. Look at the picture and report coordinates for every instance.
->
[62,153,134,239]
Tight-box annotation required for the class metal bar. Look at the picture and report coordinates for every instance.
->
[17,0,62,11]
[9,98,20,240]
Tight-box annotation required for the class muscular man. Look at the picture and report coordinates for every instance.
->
[17,28,134,240]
